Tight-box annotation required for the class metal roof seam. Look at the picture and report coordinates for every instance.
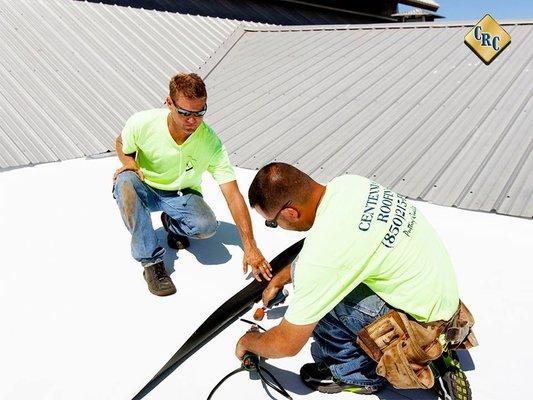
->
[55,0,163,103]
[304,28,456,178]
[456,87,533,208]
[211,30,380,147]
[242,20,533,33]
[10,2,122,150]
[0,25,91,158]
[419,27,533,201]
[201,25,247,79]
[231,29,415,165]
[368,47,478,185]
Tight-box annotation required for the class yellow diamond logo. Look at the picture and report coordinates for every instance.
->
[464,15,511,65]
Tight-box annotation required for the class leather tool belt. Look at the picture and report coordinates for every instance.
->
[356,301,477,389]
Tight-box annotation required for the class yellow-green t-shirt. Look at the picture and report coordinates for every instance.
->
[121,109,236,192]
[284,175,459,325]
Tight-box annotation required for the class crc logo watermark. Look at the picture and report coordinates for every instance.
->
[464,15,511,65]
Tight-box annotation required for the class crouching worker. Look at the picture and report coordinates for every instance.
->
[236,163,477,398]
[112,73,271,297]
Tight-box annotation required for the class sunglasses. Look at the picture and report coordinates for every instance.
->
[265,201,291,228]
[175,103,207,118]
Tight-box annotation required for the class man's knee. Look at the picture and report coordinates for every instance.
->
[113,172,145,226]
[190,218,218,239]
[114,171,144,201]
[114,170,141,190]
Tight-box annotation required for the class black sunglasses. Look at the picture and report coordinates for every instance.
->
[265,201,291,228]
[175,102,207,118]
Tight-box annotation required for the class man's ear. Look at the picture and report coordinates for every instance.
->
[283,207,300,221]
[164,96,173,109]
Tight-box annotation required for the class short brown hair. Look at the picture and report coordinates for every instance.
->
[169,72,207,101]
[248,162,315,214]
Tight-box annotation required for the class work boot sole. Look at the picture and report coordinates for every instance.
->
[300,363,378,395]
[432,351,472,400]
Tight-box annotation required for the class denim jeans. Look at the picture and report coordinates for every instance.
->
[311,284,390,388]
[113,171,218,265]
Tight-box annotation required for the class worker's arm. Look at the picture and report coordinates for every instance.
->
[219,180,272,281]
[236,318,317,359]
[113,135,144,182]
[261,263,292,306]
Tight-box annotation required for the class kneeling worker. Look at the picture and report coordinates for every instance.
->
[113,73,271,296]
[236,162,475,397]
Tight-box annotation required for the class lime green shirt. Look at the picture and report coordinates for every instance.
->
[121,109,236,192]
[284,175,459,325]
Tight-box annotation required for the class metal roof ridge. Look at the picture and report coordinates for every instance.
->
[199,24,247,79]
[243,19,533,32]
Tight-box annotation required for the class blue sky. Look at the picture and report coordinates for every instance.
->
[399,0,533,21]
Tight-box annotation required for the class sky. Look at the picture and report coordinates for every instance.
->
[399,0,533,21]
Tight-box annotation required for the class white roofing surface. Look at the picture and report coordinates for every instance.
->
[1,156,532,400]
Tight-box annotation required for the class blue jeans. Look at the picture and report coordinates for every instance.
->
[113,171,218,265]
[311,284,390,388]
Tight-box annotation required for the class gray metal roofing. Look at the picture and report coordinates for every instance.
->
[0,0,267,169]
[1,1,532,219]
[202,22,533,218]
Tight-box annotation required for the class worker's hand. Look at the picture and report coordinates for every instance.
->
[243,246,272,282]
[113,161,144,183]
[262,279,284,307]
[235,336,248,360]
[235,331,260,360]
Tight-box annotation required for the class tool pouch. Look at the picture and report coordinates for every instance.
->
[446,302,478,349]
[356,302,477,390]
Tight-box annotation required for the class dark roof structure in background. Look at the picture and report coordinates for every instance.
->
[201,23,533,218]
[81,0,409,24]
[401,0,439,12]
[1,0,532,218]
[392,7,444,22]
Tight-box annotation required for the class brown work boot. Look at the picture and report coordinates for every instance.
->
[143,261,176,296]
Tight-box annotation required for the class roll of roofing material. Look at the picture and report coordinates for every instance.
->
[131,239,304,400]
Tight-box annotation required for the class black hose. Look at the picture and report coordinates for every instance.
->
[207,357,292,400]
[258,366,292,400]
[206,367,244,400]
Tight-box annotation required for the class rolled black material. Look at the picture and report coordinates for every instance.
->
[132,239,304,400]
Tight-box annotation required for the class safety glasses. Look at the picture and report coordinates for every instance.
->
[265,201,291,228]
[175,103,207,118]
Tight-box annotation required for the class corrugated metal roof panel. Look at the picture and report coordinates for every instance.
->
[0,0,267,169]
[204,23,533,218]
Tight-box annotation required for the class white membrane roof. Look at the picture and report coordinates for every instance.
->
[0,157,532,399]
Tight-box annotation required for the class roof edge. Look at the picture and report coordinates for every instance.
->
[243,19,533,32]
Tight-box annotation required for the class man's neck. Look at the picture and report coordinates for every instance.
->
[313,184,327,216]
[167,114,190,145]
[304,184,326,229]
